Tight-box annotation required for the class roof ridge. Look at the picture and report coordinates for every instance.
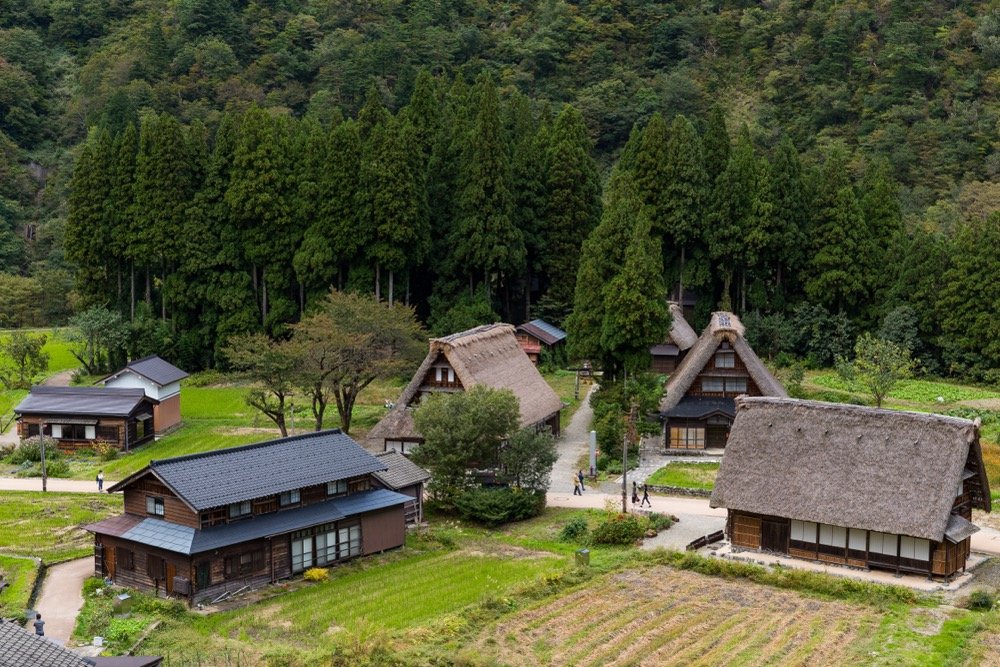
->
[737,396,978,428]
[151,428,346,467]
[128,354,161,365]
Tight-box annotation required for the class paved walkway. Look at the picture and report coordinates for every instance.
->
[0,477,109,493]
[548,384,597,494]
[34,557,92,645]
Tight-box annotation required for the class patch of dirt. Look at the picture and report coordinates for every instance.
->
[218,427,282,436]
[958,399,1000,410]
[973,510,1000,532]
[905,607,954,636]
[473,566,881,666]
[462,544,559,560]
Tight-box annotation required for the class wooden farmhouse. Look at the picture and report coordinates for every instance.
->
[373,451,431,525]
[14,386,158,452]
[649,302,698,374]
[364,324,564,454]
[658,311,786,450]
[85,430,410,605]
[515,319,567,365]
[712,397,991,578]
[99,355,188,437]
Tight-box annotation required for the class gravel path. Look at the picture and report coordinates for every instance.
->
[34,557,93,644]
[548,384,597,494]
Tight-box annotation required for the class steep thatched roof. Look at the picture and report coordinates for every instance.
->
[363,324,563,450]
[710,397,991,542]
[659,311,786,412]
[667,302,698,350]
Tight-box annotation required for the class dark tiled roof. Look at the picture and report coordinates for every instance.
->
[86,490,408,555]
[0,619,94,667]
[945,514,979,543]
[15,387,151,417]
[516,319,567,346]
[649,343,680,356]
[104,356,188,387]
[91,658,162,667]
[143,430,388,511]
[663,396,735,420]
[373,452,431,489]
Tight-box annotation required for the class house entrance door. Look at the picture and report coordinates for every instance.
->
[195,562,209,590]
[165,563,176,594]
[760,519,789,553]
[105,544,116,579]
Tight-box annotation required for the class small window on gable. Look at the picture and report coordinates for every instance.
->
[146,496,165,517]
[715,350,735,368]
[279,489,301,507]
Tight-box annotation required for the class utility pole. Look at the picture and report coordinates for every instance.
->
[621,366,628,513]
[40,435,47,493]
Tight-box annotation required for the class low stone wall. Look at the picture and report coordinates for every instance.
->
[647,484,712,498]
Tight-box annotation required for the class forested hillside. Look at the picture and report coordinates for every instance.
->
[2,0,999,378]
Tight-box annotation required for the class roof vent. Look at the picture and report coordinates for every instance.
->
[718,314,731,327]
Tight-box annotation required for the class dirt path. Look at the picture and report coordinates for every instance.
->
[34,557,92,644]
[41,370,75,387]
[0,477,110,493]
[548,384,597,494]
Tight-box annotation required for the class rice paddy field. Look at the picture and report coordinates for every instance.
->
[0,491,122,562]
[0,555,40,618]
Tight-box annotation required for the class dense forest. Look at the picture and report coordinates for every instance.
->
[1,0,999,379]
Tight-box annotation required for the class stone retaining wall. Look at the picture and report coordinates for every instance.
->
[647,485,712,498]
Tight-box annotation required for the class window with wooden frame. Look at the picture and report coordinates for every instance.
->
[348,478,370,494]
[279,489,301,507]
[146,496,165,517]
[327,480,348,496]
[200,508,227,528]
[228,500,252,519]
[337,524,362,559]
[116,547,135,571]
[26,423,40,437]
[668,426,705,449]
[96,425,119,443]
[714,349,736,369]
[225,550,265,579]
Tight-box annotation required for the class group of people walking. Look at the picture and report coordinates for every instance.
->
[571,470,653,508]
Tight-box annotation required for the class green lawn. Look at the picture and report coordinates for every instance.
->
[0,555,40,617]
[0,491,122,562]
[646,462,720,491]
[0,327,79,374]
[543,369,587,430]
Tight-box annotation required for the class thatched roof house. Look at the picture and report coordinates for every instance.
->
[712,397,990,578]
[658,311,786,450]
[649,303,698,374]
[363,324,564,454]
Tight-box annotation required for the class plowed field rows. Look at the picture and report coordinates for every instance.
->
[476,567,881,666]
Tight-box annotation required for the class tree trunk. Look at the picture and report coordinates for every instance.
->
[388,269,394,306]
[261,267,268,326]
[145,268,151,305]
[161,266,166,321]
[130,263,135,321]
[337,264,343,291]
[720,271,733,311]
[375,263,381,301]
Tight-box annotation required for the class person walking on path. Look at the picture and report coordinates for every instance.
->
[573,477,582,496]
[631,481,639,506]
[578,470,585,491]
[33,613,44,636]
[641,484,652,508]
[96,470,104,492]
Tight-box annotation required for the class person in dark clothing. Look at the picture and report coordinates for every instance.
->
[33,613,44,636]
[631,480,639,506]
[641,484,652,508]
[96,470,104,492]
[578,469,585,491]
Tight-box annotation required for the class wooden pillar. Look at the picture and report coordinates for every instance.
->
[895,534,901,576]
[865,530,870,569]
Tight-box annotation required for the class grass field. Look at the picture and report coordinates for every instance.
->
[0,491,122,562]
[807,372,1000,407]
[646,462,719,491]
[0,555,40,617]
[0,327,79,374]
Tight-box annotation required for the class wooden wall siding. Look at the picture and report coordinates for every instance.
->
[361,506,406,555]
[123,477,200,528]
[272,537,291,580]
[731,513,761,549]
[154,394,182,433]
[97,535,190,597]
[17,416,132,453]
[650,356,677,375]
[730,510,970,579]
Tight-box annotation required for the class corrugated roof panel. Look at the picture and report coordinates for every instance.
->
[124,356,189,386]
[15,387,149,417]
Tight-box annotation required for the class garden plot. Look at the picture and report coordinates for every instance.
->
[476,566,880,666]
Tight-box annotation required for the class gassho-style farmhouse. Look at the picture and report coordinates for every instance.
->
[85,430,422,604]
[711,397,991,578]
[364,323,564,454]
[658,311,787,451]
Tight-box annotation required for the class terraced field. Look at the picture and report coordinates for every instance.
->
[476,567,881,666]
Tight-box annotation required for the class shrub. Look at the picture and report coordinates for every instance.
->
[559,516,588,542]
[968,590,995,611]
[304,567,329,582]
[9,438,47,464]
[16,458,70,477]
[105,616,146,647]
[647,513,673,532]
[94,441,118,461]
[454,487,545,526]
[590,513,645,545]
